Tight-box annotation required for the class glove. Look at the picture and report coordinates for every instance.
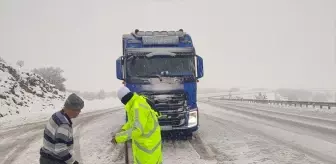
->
[111,135,117,145]
[73,161,79,164]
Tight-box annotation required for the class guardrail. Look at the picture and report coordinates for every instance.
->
[209,97,336,110]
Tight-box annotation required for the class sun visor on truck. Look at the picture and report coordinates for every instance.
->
[141,83,184,92]
[142,36,179,46]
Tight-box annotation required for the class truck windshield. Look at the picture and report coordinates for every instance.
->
[126,55,195,78]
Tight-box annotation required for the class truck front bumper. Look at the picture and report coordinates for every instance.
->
[159,109,199,132]
[160,124,199,132]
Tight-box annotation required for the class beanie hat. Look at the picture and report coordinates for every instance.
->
[117,86,133,105]
[64,93,84,110]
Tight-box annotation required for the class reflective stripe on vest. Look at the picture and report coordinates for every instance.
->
[135,103,161,155]
[116,108,143,140]
[134,139,161,154]
[135,155,163,164]
[117,103,159,140]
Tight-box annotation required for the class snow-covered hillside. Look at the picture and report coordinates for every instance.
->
[0,61,65,117]
[0,61,123,120]
[0,60,123,128]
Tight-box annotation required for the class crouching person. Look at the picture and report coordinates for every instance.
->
[111,86,163,164]
[39,93,84,164]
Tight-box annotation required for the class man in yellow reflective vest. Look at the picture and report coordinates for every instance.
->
[111,86,163,164]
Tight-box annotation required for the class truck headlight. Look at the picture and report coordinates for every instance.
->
[188,110,198,127]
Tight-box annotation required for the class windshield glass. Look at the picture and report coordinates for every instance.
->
[126,55,195,78]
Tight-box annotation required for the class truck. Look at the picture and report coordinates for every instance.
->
[116,29,204,138]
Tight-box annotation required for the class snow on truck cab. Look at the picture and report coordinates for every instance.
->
[116,29,204,137]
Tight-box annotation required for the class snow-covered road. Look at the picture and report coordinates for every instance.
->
[199,99,336,164]
[0,107,124,164]
[0,106,216,164]
[1,99,336,164]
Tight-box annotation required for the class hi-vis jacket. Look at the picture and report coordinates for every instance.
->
[115,93,162,164]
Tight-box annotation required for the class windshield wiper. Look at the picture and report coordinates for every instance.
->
[151,74,163,81]
[134,75,163,81]
[126,55,136,61]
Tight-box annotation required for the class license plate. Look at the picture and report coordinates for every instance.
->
[160,125,173,131]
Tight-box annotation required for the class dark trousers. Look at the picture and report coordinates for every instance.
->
[40,156,65,164]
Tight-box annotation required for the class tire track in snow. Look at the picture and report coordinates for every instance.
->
[199,113,323,164]
[0,107,123,164]
[159,134,217,163]
[201,101,336,164]
[188,133,216,160]
[206,100,336,144]
[0,123,45,142]
[1,131,41,164]
[216,100,336,128]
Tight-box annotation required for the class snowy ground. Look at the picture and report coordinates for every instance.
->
[1,97,336,164]
[0,104,216,164]
[199,99,336,164]
[0,107,124,164]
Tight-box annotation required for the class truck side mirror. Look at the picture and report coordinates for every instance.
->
[116,56,124,80]
[196,55,204,79]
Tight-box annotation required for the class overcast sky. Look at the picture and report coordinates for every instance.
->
[0,0,335,92]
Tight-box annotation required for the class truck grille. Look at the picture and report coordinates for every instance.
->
[140,92,187,127]
[158,113,186,126]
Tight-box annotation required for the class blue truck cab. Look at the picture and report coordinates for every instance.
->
[116,29,204,137]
